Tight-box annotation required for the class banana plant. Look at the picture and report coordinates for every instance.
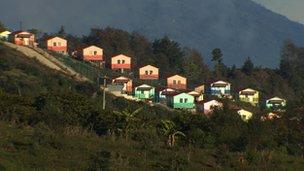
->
[160,120,185,148]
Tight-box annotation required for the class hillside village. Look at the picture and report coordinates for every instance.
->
[0,29,287,122]
[1,22,304,169]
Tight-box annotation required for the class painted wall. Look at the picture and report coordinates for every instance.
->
[134,85,155,100]
[170,93,195,109]
[83,45,103,61]
[111,54,131,69]
[47,37,67,54]
[239,89,259,106]
[139,65,159,80]
[167,75,187,90]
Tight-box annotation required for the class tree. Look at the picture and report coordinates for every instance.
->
[183,49,210,85]
[0,21,6,32]
[211,48,223,64]
[114,107,142,141]
[153,36,185,74]
[242,57,254,75]
[159,120,185,148]
[58,25,66,37]
[211,48,226,78]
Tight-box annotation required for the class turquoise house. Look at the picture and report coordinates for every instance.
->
[266,97,286,110]
[167,92,195,109]
[134,84,155,100]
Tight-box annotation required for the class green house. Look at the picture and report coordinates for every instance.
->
[134,84,155,100]
[167,92,195,109]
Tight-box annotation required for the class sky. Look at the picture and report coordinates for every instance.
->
[253,0,304,23]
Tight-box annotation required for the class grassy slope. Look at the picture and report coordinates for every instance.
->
[0,42,94,96]
[1,121,304,170]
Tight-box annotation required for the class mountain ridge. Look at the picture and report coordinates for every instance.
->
[1,0,304,67]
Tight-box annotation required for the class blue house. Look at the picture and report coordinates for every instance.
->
[210,80,231,98]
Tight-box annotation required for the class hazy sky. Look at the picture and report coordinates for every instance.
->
[253,0,304,23]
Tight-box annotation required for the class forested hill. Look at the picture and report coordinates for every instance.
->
[2,0,304,67]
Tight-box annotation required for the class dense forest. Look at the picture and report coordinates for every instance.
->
[0,23,304,169]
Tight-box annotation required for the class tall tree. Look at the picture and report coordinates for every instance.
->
[58,25,67,37]
[211,48,223,64]
[183,49,210,85]
[211,48,225,78]
[242,57,254,75]
[153,36,185,75]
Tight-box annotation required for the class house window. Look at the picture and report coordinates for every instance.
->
[53,42,57,46]
[150,70,153,75]
[173,80,177,85]
[118,60,121,64]
[178,80,181,84]
[94,51,97,55]
[180,98,183,103]
[145,70,149,75]
[141,91,144,94]
[58,42,61,46]
[184,98,188,103]
[122,60,125,64]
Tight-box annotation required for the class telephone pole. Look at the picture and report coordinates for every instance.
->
[100,75,108,110]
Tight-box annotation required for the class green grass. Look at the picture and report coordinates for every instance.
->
[1,121,304,170]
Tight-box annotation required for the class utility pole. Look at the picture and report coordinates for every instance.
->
[100,75,108,110]
[19,21,23,30]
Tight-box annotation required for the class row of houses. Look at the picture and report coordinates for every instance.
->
[109,75,287,121]
[0,30,287,121]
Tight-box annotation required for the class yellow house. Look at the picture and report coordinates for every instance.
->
[0,30,11,40]
[187,91,204,102]
[237,109,253,122]
[239,88,259,106]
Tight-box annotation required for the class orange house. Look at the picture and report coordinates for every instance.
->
[139,65,159,80]
[10,31,36,46]
[112,76,133,93]
[47,36,67,54]
[167,75,187,90]
[111,54,131,70]
[80,45,103,61]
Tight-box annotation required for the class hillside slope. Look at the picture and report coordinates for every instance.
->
[2,0,304,66]
[2,42,89,82]
[0,42,94,95]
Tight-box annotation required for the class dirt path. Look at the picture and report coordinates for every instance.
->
[2,42,89,82]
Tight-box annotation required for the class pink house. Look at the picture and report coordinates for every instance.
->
[111,54,131,70]
[204,100,223,115]
[80,45,103,61]
[139,65,159,80]
[10,31,36,46]
[47,36,67,54]
[167,75,187,90]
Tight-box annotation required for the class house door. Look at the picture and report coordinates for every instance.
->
[23,38,30,45]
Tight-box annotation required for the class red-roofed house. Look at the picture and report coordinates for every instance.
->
[81,45,103,61]
[167,75,187,90]
[111,54,131,71]
[139,65,159,80]
[47,36,67,54]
